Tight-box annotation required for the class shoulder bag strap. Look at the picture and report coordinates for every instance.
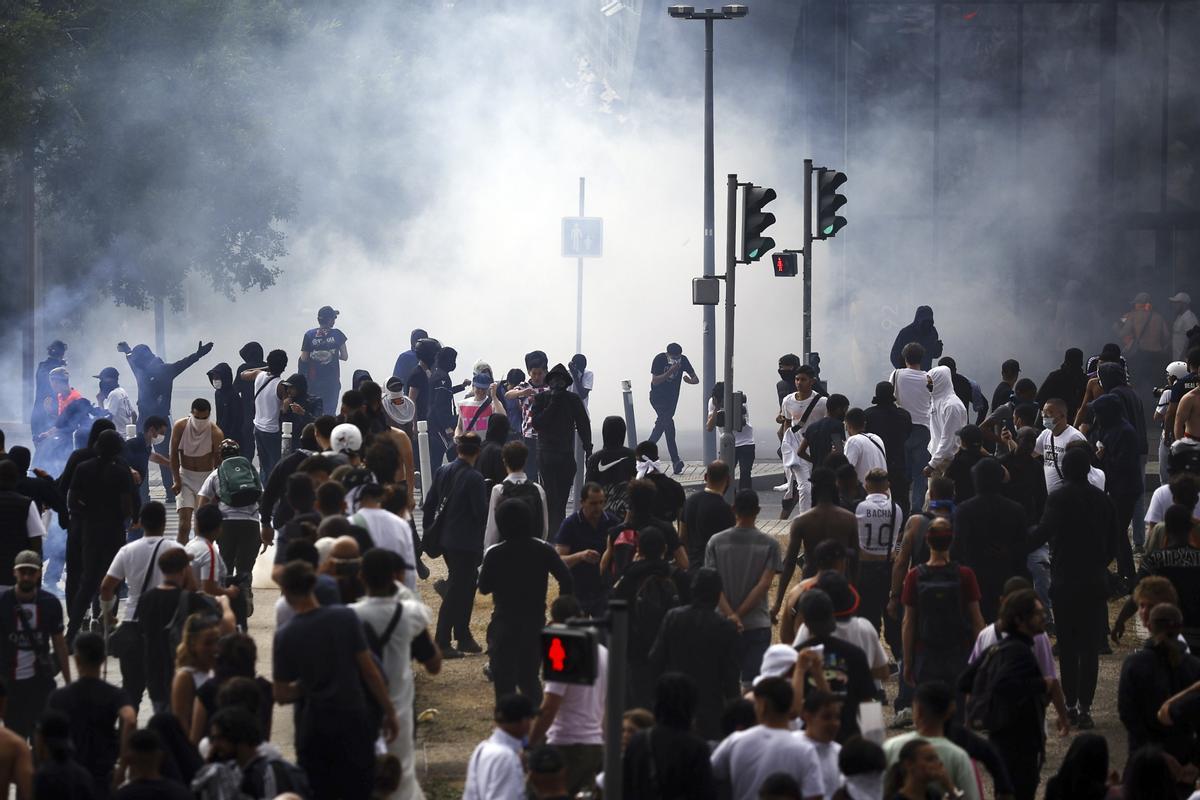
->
[254,375,279,400]
[465,399,490,432]
[866,433,886,458]
[799,394,820,425]
[132,539,167,621]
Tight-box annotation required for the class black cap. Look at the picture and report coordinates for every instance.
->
[93,366,120,382]
[318,305,339,320]
[798,588,837,637]
[527,744,566,774]
[495,693,536,723]
[871,381,895,405]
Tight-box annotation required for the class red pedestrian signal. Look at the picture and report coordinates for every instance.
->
[541,626,598,685]
[772,252,798,277]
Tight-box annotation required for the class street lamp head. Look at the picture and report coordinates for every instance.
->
[668,5,696,18]
[721,4,748,17]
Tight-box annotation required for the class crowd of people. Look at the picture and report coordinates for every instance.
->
[0,293,1198,799]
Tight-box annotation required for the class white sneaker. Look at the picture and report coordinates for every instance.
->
[773,482,790,492]
[890,708,913,729]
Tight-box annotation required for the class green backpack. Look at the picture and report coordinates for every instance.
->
[217,456,262,507]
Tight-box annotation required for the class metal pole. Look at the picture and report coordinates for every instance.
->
[21,142,36,419]
[603,599,629,800]
[574,178,586,509]
[701,15,717,464]
[802,159,814,363]
[621,380,638,449]
[721,175,737,500]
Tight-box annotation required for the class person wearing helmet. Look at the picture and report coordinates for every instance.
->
[326,422,364,467]
[1175,348,1200,445]
[1156,361,1191,482]
[197,438,262,607]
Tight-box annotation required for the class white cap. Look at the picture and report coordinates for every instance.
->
[329,423,363,454]
[752,644,798,686]
[1169,292,1191,304]
[1168,361,1189,380]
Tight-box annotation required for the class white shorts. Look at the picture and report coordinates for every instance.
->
[177,468,210,510]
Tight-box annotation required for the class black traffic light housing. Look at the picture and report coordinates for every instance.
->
[815,169,848,239]
[772,252,798,277]
[741,185,777,262]
[731,390,748,431]
[541,626,598,685]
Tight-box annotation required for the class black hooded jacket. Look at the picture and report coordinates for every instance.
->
[235,342,266,440]
[952,458,1030,619]
[586,416,636,489]
[531,364,592,455]
[279,374,323,430]
[1097,363,1148,456]
[889,306,943,370]
[1091,394,1142,497]
[206,363,242,442]
[864,400,912,480]
[1037,350,1088,422]
[126,343,211,423]
[477,413,510,486]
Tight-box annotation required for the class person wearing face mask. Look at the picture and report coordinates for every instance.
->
[94,366,136,432]
[889,306,943,371]
[648,343,699,475]
[205,363,241,447]
[32,340,68,435]
[531,363,593,534]
[169,399,225,545]
[506,351,551,482]
[923,366,968,482]
[124,416,171,508]
[1033,398,1086,494]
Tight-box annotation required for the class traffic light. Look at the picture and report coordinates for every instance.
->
[541,626,598,685]
[772,252,798,277]
[815,169,848,239]
[742,185,777,262]
[731,390,748,431]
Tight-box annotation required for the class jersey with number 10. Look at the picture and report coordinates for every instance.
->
[855,493,903,558]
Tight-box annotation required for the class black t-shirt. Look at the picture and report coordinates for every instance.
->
[681,491,735,570]
[552,511,618,608]
[300,326,347,389]
[273,605,369,714]
[115,777,193,800]
[47,677,131,782]
[196,675,273,736]
[647,473,686,522]
[648,353,695,410]
[407,367,431,421]
[34,759,99,800]
[795,633,876,742]
[137,588,218,703]
[605,519,682,561]
[804,417,845,467]
[123,437,152,483]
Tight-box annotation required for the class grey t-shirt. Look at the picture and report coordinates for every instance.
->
[704,526,782,631]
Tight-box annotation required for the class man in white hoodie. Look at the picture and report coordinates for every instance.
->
[924,365,967,481]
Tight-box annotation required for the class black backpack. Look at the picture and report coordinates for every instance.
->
[915,562,970,651]
[630,571,679,653]
[500,481,545,536]
[965,637,1026,732]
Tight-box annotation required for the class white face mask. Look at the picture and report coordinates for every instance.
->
[191,416,211,430]
[211,379,223,390]
[151,434,165,446]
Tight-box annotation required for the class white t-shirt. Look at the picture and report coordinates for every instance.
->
[351,508,418,592]
[1033,425,1086,493]
[709,398,755,448]
[103,387,137,431]
[185,537,227,586]
[891,368,932,428]
[1146,482,1200,524]
[844,432,887,483]
[805,736,842,800]
[252,372,282,433]
[781,393,827,436]
[545,645,608,746]
[712,725,824,800]
[351,594,431,707]
[20,503,46,541]
[106,536,185,621]
[855,493,903,557]
[197,469,260,521]
[794,617,888,674]
[463,728,526,800]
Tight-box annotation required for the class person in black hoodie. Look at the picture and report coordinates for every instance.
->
[532,363,593,534]
[584,416,636,517]
[1117,602,1200,765]
[476,412,510,487]
[614,527,686,709]
[1030,447,1117,729]
[206,363,241,447]
[1037,348,1088,423]
[952,457,1029,621]
[233,342,265,460]
[889,306,943,370]
[1000,427,1048,523]
[1092,393,1142,585]
[864,380,913,515]
[945,424,989,504]
[279,373,322,431]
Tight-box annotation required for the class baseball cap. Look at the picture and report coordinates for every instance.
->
[318,305,339,319]
[472,372,493,389]
[14,551,41,571]
[93,366,120,382]
[753,644,799,686]
[1170,292,1191,304]
[1134,291,1151,305]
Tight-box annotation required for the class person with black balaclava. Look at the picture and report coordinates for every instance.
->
[585,416,636,517]
[478,413,511,487]
[889,306,943,370]
[233,341,265,460]
[1092,393,1142,587]
[66,429,135,643]
[999,428,1048,525]
[776,353,801,405]
[120,339,213,500]
[939,357,987,426]
[279,373,322,431]
[864,380,914,517]
[206,363,241,445]
[952,457,1030,621]
[532,363,593,535]
[406,337,443,457]
[945,424,988,504]
[392,327,428,383]
[32,340,68,435]
[1037,348,1089,423]
[429,346,466,470]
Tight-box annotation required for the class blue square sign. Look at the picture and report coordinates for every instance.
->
[561,217,603,258]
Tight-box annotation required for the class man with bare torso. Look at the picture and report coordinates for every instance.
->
[169,398,224,544]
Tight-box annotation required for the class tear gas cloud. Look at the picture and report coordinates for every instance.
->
[3,1,1149,454]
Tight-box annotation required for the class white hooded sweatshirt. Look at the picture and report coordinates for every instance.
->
[928,365,968,474]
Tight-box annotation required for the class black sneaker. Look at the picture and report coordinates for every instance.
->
[1067,706,1079,726]
[1077,710,1095,730]
[433,579,448,599]
[457,638,483,655]
[440,646,464,660]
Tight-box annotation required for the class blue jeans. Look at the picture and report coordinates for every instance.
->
[737,627,772,686]
[42,518,67,591]
[255,428,282,480]
[904,425,932,511]
[522,436,540,482]
[649,402,682,465]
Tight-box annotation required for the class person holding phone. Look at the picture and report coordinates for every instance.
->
[648,343,698,475]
